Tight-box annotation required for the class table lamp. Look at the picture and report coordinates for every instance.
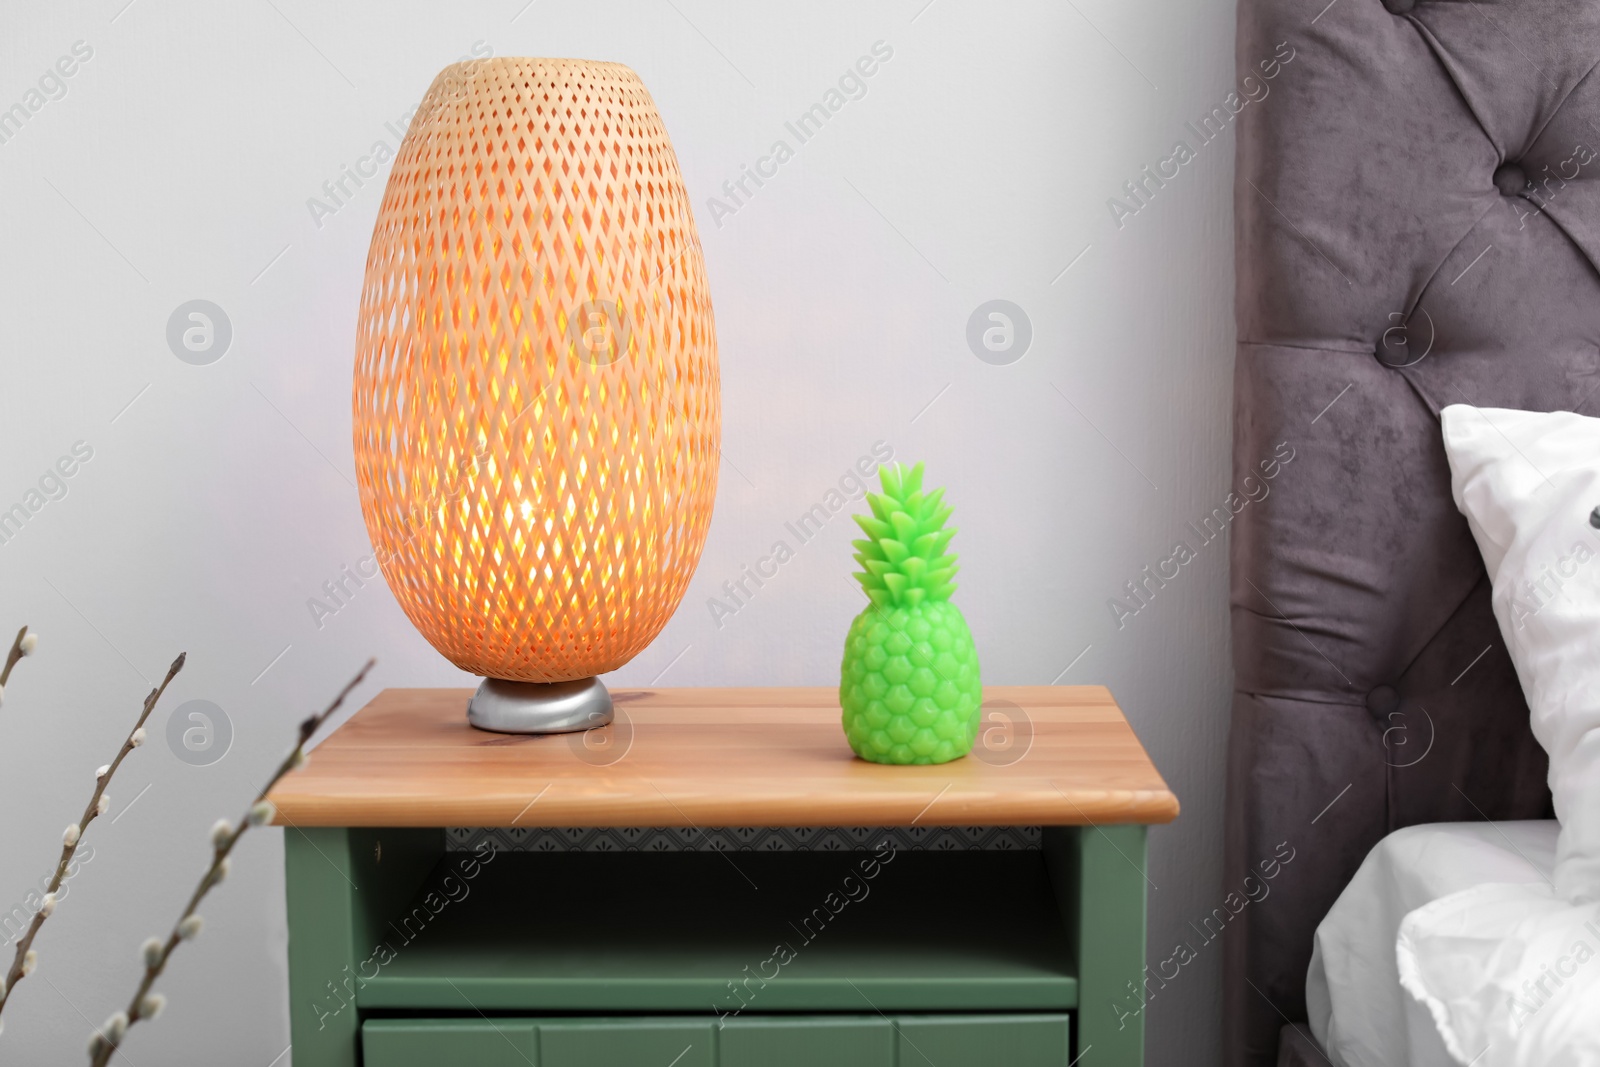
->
[352,58,719,733]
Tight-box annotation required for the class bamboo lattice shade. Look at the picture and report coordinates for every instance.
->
[353,58,719,681]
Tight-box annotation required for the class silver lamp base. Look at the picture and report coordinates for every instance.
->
[466,676,614,734]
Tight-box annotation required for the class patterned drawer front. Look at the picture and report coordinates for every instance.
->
[719,1016,894,1066]
[898,1014,1073,1067]
[448,825,1042,853]
[538,1018,714,1067]
[362,1018,537,1066]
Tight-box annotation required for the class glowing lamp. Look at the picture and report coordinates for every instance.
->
[352,58,719,732]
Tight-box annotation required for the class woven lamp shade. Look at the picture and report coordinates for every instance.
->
[352,58,719,683]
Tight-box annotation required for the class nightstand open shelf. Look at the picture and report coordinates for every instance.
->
[269,686,1176,1067]
[359,849,1076,1012]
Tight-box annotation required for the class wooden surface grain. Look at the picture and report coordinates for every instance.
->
[266,686,1178,828]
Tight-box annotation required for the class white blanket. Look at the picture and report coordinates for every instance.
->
[1308,821,1558,1067]
[1398,884,1600,1066]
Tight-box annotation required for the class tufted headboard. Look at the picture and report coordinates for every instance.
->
[1226,0,1600,1063]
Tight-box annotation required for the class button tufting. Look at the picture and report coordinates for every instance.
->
[1383,0,1416,13]
[1377,328,1410,367]
[1493,163,1527,196]
[1366,685,1401,721]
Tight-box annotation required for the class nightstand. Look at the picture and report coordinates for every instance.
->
[267,686,1177,1066]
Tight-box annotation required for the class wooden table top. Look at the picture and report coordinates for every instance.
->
[266,685,1178,828]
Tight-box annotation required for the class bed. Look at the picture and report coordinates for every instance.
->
[1225,0,1600,1064]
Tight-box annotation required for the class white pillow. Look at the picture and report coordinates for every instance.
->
[1441,404,1600,903]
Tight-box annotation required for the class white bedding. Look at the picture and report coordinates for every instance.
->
[1399,881,1600,1066]
[1386,405,1600,1065]
[1307,820,1559,1067]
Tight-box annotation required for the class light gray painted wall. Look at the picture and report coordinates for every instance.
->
[0,1,1239,1062]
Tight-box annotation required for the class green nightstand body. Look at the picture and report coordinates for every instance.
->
[284,825,1149,1067]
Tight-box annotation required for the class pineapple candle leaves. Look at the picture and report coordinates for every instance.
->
[88,659,376,1067]
[851,462,959,608]
[841,462,982,765]
[0,646,184,1035]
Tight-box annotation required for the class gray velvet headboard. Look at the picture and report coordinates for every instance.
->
[1227,0,1600,1063]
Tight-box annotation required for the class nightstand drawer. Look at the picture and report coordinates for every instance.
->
[363,1018,714,1066]
[361,1018,536,1065]
[719,1016,894,1066]
[899,1013,1073,1066]
[363,1014,1071,1066]
[363,1018,715,1066]
[538,1018,714,1066]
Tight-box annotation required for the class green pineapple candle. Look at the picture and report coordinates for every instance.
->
[841,461,982,764]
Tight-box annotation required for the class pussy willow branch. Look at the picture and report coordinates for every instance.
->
[88,659,375,1066]
[0,650,183,1029]
[0,625,32,694]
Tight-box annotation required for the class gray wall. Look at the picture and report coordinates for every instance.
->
[0,1,1237,1062]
